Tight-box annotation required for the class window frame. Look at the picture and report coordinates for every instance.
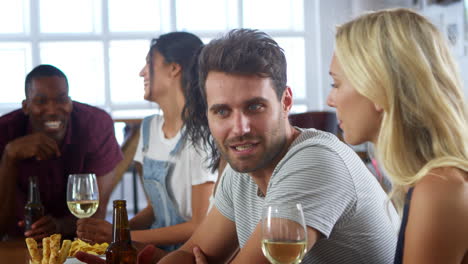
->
[0,0,321,117]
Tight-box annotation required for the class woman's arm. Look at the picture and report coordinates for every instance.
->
[129,205,154,230]
[77,205,154,243]
[131,182,214,245]
[403,167,468,264]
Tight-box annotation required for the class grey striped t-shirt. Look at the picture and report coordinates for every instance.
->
[214,129,400,264]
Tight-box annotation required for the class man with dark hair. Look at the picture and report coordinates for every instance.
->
[157,29,400,263]
[0,64,122,240]
[77,29,398,264]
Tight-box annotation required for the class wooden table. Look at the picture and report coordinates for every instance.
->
[0,238,29,263]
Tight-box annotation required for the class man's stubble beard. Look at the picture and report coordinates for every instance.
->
[214,116,287,174]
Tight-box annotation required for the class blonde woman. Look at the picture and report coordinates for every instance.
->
[327,8,468,264]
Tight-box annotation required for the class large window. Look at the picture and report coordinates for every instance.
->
[0,0,312,117]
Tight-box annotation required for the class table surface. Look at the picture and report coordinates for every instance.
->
[0,238,30,264]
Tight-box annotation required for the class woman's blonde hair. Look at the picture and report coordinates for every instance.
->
[335,8,468,211]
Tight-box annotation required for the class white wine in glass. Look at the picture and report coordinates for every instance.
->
[67,173,99,218]
[261,203,307,264]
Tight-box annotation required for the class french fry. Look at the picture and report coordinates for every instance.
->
[49,234,61,264]
[58,240,71,264]
[68,239,108,257]
[25,238,42,264]
[41,237,50,264]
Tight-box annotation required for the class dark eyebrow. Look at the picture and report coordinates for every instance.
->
[245,97,268,105]
[208,97,268,112]
[31,92,68,98]
[209,104,228,112]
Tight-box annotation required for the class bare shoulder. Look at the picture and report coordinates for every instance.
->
[405,167,468,262]
[415,166,468,196]
[412,166,468,229]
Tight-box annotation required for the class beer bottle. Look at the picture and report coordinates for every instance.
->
[24,176,44,231]
[106,200,137,264]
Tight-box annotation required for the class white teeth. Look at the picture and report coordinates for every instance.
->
[45,121,61,129]
[235,144,253,151]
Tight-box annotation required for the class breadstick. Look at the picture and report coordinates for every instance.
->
[41,237,50,264]
[50,234,61,244]
[25,238,42,264]
[58,240,71,264]
[48,234,61,264]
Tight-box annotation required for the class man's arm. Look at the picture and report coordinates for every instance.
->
[23,214,77,240]
[0,133,60,236]
[0,148,19,236]
[158,207,239,264]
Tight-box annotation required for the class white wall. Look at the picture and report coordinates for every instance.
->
[312,0,467,111]
[312,0,412,111]
[359,0,468,99]
[460,57,468,97]
[304,0,352,111]
[421,1,468,98]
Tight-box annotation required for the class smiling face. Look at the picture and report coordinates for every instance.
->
[327,54,382,145]
[205,72,291,174]
[22,76,73,142]
[139,51,172,102]
[140,54,151,100]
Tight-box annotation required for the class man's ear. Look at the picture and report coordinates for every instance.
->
[22,99,29,115]
[282,86,293,114]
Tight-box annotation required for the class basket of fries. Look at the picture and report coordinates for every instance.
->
[25,234,108,264]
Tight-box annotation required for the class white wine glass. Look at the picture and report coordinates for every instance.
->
[261,203,307,264]
[67,173,99,219]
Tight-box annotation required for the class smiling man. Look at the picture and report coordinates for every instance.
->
[0,65,122,240]
[150,29,401,264]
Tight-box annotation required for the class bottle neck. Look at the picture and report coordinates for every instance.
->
[28,177,41,204]
[112,204,132,243]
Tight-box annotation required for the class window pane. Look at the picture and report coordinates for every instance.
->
[0,0,28,34]
[290,104,308,113]
[243,0,303,31]
[0,43,32,103]
[40,0,101,33]
[40,42,105,105]
[176,0,238,31]
[275,37,306,99]
[0,42,32,104]
[109,40,150,103]
[109,0,160,32]
[201,37,213,44]
[465,0,468,42]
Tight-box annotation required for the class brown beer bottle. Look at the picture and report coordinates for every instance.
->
[106,200,137,264]
[24,176,44,231]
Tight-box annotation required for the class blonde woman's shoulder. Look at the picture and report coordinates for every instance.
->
[422,166,468,184]
[414,166,467,204]
[403,167,467,263]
